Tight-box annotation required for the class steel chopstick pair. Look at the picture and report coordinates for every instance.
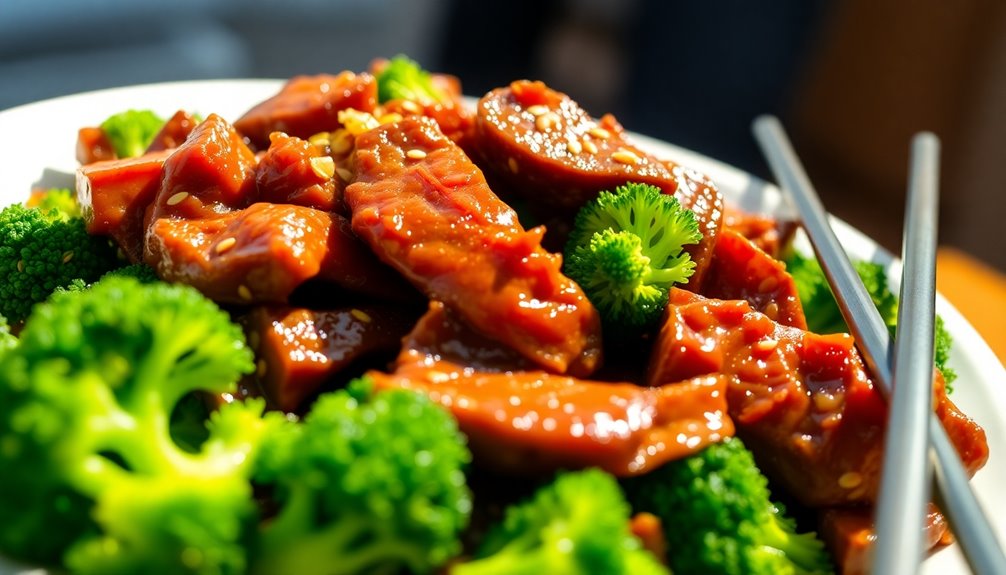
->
[752,116,1006,575]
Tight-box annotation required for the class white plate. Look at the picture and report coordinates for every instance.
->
[1,80,1003,574]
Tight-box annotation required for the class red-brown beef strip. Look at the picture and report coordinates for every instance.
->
[701,227,807,329]
[145,109,200,153]
[144,114,412,305]
[243,305,419,412]
[146,202,412,305]
[346,116,603,377]
[646,288,989,508]
[475,80,722,287]
[234,72,378,150]
[76,149,172,262]
[255,132,341,213]
[368,301,734,477]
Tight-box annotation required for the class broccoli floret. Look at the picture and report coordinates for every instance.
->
[252,377,472,575]
[100,109,165,158]
[0,202,120,322]
[0,314,15,354]
[786,251,956,388]
[0,277,272,573]
[623,437,832,575]
[376,55,448,105]
[453,469,669,575]
[28,187,81,219]
[101,262,160,283]
[564,182,702,331]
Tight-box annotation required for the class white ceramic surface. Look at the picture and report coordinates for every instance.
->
[0,80,1003,575]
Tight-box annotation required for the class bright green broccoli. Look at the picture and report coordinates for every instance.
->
[100,109,165,158]
[453,468,668,575]
[252,377,472,575]
[100,262,160,283]
[0,202,121,322]
[29,187,81,219]
[564,182,702,331]
[623,437,832,575]
[0,276,276,573]
[0,314,15,354]
[376,55,448,105]
[786,251,956,389]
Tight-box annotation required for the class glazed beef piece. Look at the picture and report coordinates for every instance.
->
[702,227,807,329]
[145,109,200,153]
[646,289,988,508]
[243,305,418,412]
[234,72,378,149]
[818,505,952,575]
[346,116,603,377]
[368,301,734,477]
[76,149,173,262]
[254,132,341,212]
[141,114,412,305]
[76,126,116,165]
[475,80,723,286]
[146,203,410,304]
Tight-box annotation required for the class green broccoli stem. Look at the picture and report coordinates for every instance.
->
[256,482,429,575]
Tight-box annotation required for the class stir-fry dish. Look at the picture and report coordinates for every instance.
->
[0,57,987,575]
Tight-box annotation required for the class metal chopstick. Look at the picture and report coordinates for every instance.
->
[751,115,1006,575]
[872,132,939,575]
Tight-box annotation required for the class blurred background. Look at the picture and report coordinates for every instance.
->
[1,0,1004,277]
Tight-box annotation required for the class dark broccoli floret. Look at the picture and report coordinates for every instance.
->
[0,202,120,322]
[252,377,472,575]
[376,55,448,105]
[623,437,832,575]
[564,182,702,331]
[100,109,165,158]
[453,468,668,575]
[0,277,275,573]
[786,251,956,389]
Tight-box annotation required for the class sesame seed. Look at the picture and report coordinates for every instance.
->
[406,149,428,160]
[588,127,611,140]
[813,391,842,412]
[307,132,330,147]
[237,285,253,301]
[336,167,353,182]
[582,139,598,154]
[62,251,74,264]
[400,100,421,114]
[310,156,336,180]
[838,472,862,489]
[257,359,268,378]
[763,302,779,320]
[166,191,189,206]
[611,148,641,165]
[247,331,260,350]
[329,130,353,155]
[350,308,372,323]
[755,339,778,352]
[758,276,779,293]
[526,104,549,116]
[16,260,24,273]
[508,157,519,174]
[215,237,237,254]
[535,112,560,132]
[566,137,582,154]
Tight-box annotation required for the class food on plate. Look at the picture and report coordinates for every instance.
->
[0,195,119,322]
[0,56,986,575]
[623,436,833,575]
[563,182,702,331]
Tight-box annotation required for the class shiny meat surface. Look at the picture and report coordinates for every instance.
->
[647,289,988,507]
[346,117,603,376]
[234,72,377,149]
[369,301,734,477]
